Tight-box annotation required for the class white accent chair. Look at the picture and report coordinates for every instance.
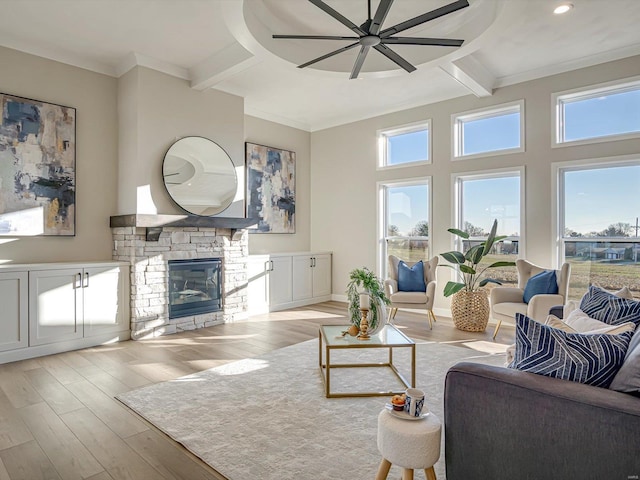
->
[384,256,438,329]
[490,259,571,339]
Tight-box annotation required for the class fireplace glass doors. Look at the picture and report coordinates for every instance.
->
[168,258,222,319]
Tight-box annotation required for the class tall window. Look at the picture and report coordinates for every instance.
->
[453,169,523,285]
[558,160,640,299]
[452,100,524,159]
[378,120,431,168]
[553,77,640,146]
[378,179,430,277]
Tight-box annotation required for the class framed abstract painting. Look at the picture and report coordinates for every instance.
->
[245,142,295,233]
[0,93,76,236]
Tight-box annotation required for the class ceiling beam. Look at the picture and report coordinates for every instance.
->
[440,54,495,97]
[116,52,190,80]
[190,41,260,91]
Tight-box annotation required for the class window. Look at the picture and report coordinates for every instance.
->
[453,169,523,286]
[452,100,524,159]
[557,159,640,300]
[553,77,640,146]
[378,121,430,168]
[378,179,430,278]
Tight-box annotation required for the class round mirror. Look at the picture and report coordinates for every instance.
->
[162,136,237,216]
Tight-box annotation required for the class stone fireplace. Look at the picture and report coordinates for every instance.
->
[110,214,253,339]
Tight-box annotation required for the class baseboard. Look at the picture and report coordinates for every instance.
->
[0,330,131,365]
[332,294,347,303]
[332,294,453,319]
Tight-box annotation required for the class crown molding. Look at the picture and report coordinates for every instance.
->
[495,43,640,89]
[0,40,116,76]
[245,107,311,132]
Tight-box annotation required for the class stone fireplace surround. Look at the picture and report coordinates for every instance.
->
[110,214,254,340]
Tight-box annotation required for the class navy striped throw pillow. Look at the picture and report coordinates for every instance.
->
[509,313,632,388]
[580,285,640,327]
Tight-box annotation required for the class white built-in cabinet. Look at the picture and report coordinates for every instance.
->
[0,271,28,353]
[0,262,130,364]
[248,252,332,314]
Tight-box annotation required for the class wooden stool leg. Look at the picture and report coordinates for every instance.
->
[425,466,437,480]
[401,468,414,480]
[375,458,392,480]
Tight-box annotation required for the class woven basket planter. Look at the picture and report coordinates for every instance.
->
[451,290,490,332]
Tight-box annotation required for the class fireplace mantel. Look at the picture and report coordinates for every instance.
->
[110,214,258,241]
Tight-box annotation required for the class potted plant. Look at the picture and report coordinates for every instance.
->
[440,219,516,332]
[346,267,390,334]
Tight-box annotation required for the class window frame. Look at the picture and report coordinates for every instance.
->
[451,166,526,257]
[377,119,432,170]
[552,75,640,148]
[551,154,640,266]
[451,100,525,161]
[376,176,432,279]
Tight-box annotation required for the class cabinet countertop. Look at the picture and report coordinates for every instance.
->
[248,251,332,258]
[0,261,129,272]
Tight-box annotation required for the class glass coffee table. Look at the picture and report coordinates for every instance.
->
[318,324,416,398]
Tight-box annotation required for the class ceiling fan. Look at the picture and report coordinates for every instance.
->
[273,0,469,79]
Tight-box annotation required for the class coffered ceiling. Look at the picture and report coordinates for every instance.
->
[1,0,639,131]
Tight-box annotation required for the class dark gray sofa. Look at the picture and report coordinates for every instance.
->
[444,362,640,480]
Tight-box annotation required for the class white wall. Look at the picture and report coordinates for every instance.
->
[0,46,118,264]
[0,48,307,265]
[117,67,245,217]
[310,55,640,310]
[244,115,311,254]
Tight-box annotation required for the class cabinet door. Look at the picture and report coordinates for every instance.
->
[312,254,332,298]
[0,271,28,352]
[268,256,293,306]
[247,256,270,314]
[292,256,313,301]
[83,265,128,337]
[29,269,83,346]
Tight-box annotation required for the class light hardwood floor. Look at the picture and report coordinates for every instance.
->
[0,301,514,480]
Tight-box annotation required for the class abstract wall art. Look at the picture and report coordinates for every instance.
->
[0,93,76,236]
[245,142,295,233]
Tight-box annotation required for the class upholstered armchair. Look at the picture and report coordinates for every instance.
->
[384,255,438,329]
[490,259,571,339]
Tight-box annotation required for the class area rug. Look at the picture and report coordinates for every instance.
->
[117,339,506,480]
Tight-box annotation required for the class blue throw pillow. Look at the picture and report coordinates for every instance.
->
[580,285,640,327]
[509,313,632,388]
[397,260,427,292]
[522,270,558,304]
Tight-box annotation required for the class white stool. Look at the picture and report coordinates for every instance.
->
[376,409,442,480]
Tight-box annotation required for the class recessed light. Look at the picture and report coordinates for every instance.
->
[553,3,573,14]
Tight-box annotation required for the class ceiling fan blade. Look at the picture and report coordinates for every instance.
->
[308,0,367,36]
[382,37,464,47]
[350,46,370,79]
[370,0,394,35]
[380,0,469,38]
[297,41,360,69]
[273,35,360,41]
[373,44,416,73]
